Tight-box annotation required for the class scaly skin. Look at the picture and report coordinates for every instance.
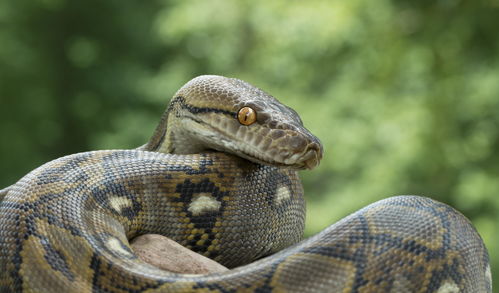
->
[0,76,491,292]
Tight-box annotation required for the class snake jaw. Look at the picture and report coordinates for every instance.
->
[177,111,323,170]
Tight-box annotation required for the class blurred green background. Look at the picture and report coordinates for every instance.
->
[0,0,497,286]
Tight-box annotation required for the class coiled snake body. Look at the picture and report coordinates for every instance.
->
[0,76,492,292]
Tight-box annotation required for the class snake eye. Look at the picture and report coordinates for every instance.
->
[237,107,257,126]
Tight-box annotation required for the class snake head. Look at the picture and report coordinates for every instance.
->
[152,75,323,170]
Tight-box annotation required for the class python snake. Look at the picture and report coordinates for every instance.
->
[0,75,492,292]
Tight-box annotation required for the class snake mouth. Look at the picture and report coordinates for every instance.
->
[245,148,321,170]
[178,111,323,170]
[215,129,323,170]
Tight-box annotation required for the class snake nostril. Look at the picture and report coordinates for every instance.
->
[309,143,319,152]
[306,142,322,156]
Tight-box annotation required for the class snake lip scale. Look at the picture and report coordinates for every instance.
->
[0,75,492,292]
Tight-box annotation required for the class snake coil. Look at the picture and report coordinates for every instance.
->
[0,75,491,292]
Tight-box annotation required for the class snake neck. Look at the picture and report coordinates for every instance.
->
[142,100,203,154]
[140,101,172,153]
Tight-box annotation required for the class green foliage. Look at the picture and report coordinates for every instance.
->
[1,0,498,286]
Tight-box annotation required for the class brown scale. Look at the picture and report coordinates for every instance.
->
[0,75,491,292]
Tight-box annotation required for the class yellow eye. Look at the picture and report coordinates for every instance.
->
[237,107,257,126]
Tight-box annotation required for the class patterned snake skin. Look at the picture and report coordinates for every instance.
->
[0,76,492,292]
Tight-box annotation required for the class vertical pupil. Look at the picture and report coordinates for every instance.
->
[238,107,255,125]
